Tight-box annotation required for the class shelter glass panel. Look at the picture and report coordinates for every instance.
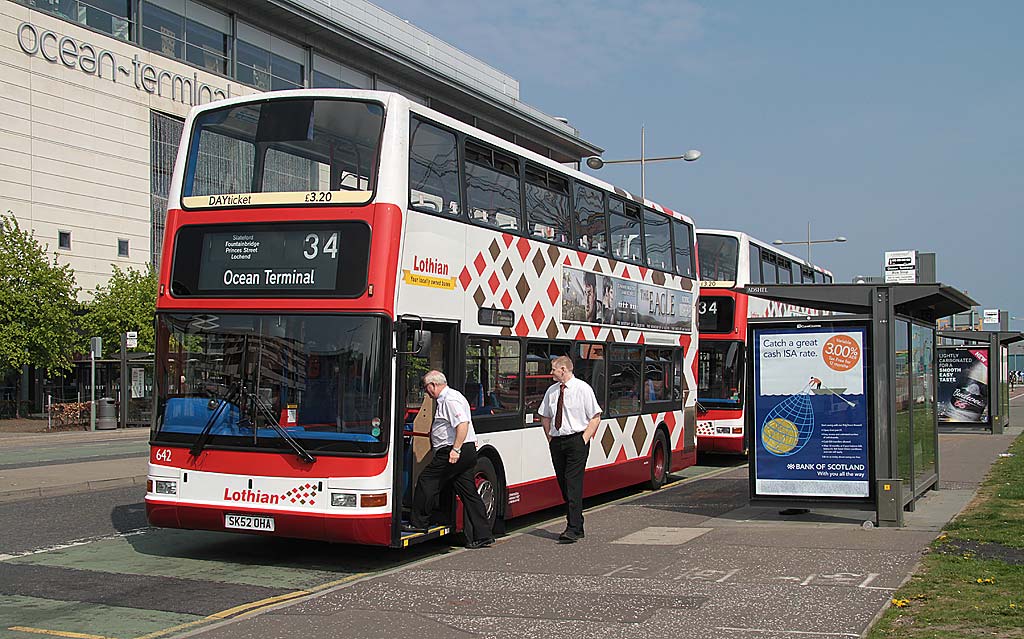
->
[895,320,912,484]
[912,323,936,484]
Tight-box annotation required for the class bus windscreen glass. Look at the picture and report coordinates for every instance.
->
[698,340,744,407]
[181,98,384,209]
[154,313,388,454]
[697,234,739,283]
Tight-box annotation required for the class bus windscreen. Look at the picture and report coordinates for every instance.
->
[697,234,739,284]
[181,98,384,209]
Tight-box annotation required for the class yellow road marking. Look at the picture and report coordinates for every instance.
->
[9,627,114,639]
[131,572,370,639]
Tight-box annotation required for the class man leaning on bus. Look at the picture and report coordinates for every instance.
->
[538,355,602,544]
[403,370,495,549]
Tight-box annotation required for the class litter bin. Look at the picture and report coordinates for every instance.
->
[96,397,117,430]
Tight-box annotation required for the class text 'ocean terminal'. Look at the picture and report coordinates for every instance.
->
[223,269,317,287]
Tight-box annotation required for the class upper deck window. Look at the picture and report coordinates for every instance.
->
[525,164,570,244]
[465,139,521,231]
[697,234,738,283]
[643,209,671,271]
[671,218,695,279]
[609,198,643,263]
[181,98,383,209]
[573,183,606,253]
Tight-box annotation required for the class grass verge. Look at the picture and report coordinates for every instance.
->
[867,433,1024,638]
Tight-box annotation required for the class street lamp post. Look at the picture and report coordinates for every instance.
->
[772,222,847,265]
[584,125,701,200]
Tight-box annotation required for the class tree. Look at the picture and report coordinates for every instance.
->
[82,264,158,358]
[0,212,81,417]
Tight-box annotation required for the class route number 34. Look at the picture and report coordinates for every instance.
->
[303,233,339,260]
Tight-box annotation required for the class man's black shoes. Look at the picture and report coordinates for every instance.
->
[401,523,429,534]
[557,529,584,544]
[466,537,494,549]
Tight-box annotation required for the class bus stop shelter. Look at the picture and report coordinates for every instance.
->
[741,283,975,527]
[936,330,1023,434]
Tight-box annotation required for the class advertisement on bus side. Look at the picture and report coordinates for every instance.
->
[751,325,869,499]
[561,266,692,332]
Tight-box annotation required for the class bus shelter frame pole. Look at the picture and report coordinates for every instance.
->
[871,286,904,527]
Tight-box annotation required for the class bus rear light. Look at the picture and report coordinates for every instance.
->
[732,427,743,434]
[147,479,153,493]
[331,492,357,507]
[360,493,387,508]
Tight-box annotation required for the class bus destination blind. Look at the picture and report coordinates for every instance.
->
[173,222,371,297]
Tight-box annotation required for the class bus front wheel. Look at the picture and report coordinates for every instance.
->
[648,430,670,490]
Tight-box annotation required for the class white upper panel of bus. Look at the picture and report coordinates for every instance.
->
[167,89,695,228]
[697,228,834,288]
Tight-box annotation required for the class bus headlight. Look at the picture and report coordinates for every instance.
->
[155,480,177,495]
[331,492,356,507]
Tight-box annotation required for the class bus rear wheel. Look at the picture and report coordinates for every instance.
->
[648,431,670,490]
[472,455,501,534]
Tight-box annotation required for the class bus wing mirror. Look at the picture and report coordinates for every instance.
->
[412,330,432,357]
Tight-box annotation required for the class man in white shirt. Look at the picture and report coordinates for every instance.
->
[538,355,602,543]
[403,370,494,549]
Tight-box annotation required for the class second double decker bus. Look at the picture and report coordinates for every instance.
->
[146,90,701,547]
[695,230,833,454]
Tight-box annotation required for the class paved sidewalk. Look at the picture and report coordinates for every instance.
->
[183,425,1020,639]
[0,428,150,503]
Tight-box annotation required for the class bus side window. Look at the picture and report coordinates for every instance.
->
[749,244,762,284]
[409,118,461,216]
[525,165,571,244]
[574,183,607,253]
[524,342,570,415]
[465,139,521,231]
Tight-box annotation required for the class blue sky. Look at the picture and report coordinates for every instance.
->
[380,0,1022,317]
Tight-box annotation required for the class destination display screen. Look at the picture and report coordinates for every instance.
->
[697,296,735,333]
[170,222,371,297]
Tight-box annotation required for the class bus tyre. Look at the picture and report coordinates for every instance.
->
[472,455,501,534]
[648,431,670,490]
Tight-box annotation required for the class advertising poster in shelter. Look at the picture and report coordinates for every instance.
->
[752,325,869,498]
[937,347,989,423]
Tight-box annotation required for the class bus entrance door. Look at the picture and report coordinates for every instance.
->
[394,320,459,546]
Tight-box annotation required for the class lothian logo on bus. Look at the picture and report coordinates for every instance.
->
[412,255,450,276]
[222,482,318,506]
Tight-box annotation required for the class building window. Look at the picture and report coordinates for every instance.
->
[151,112,184,269]
[118,239,130,257]
[375,78,427,105]
[140,0,232,75]
[58,231,71,250]
[312,54,371,89]
[43,0,133,41]
[236,22,305,91]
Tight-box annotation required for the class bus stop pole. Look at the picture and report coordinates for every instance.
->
[120,332,128,429]
[991,332,1003,434]
[90,349,96,432]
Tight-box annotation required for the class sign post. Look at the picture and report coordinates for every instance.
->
[89,336,102,431]
[884,250,917,284]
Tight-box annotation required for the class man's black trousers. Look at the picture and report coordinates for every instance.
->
[549,432,589,534]
[410,442,491,541]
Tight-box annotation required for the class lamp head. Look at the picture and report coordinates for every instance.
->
[585,156,605,170]
[682,149,702,162]
[835,236,847,242]
[772,240,784,245]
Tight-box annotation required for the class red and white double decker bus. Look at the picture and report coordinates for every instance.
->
[146,90,701,547]
[695,230,833,454]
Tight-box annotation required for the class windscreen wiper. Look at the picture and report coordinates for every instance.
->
[244,387,317,465]
[190,382,239,458]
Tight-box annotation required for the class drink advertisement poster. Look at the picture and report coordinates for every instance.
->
[752,326,869,499]
[937,347,989,423]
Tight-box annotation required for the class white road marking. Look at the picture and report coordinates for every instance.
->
[0,528,149,562]
[715,628,860,637]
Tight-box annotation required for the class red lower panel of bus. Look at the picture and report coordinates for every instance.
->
[504,450,697,519]
[145,499,392,546]
[697,435,745,454]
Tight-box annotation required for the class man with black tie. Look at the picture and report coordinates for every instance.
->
[538,355,602,543]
